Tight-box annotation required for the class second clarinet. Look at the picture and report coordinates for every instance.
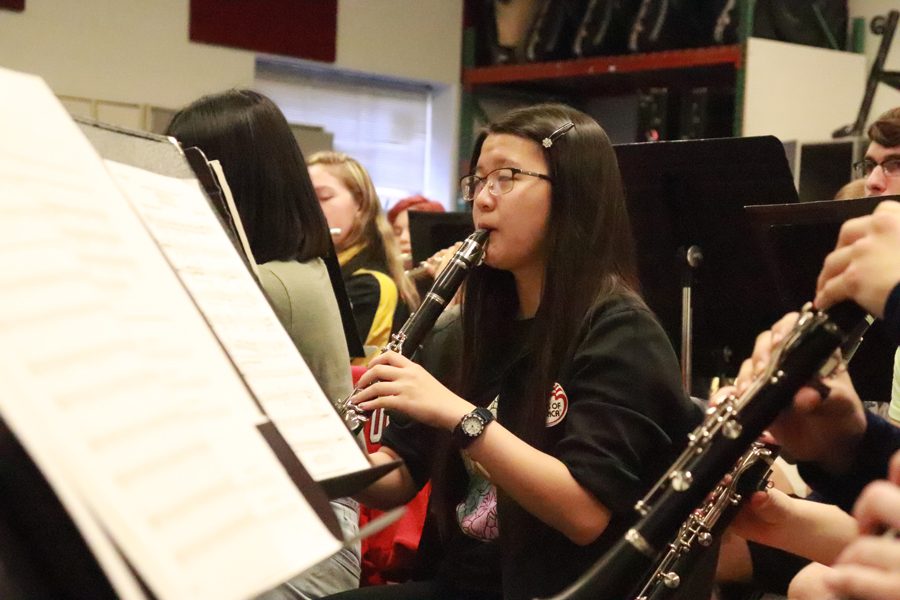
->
[337,229,489,434]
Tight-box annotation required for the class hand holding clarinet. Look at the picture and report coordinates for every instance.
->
[725,200,900,599]
[337,230,488,434]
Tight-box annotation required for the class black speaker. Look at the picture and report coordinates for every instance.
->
[678,87,735,140]
[636,87,671,142]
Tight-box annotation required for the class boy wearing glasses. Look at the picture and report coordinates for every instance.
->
[855,106,900,197]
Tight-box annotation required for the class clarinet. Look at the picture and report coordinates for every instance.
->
[634,442,776,600]
[635,313,874,600]
[540,301,866,600]
[337,229,489,434]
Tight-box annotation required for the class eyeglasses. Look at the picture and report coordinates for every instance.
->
[852,157,900,178]
[459,167,552,203]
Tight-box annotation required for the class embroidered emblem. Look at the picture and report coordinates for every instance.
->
[546,383,568,427]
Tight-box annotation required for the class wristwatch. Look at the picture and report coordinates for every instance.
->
[452,407,495,448]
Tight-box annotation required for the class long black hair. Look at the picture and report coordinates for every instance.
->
[166,89,331,264]
[431,103,640,553]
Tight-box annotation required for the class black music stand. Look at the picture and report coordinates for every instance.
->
[408,211,475,266]
[615,136,799,393]
[745,195,900,405]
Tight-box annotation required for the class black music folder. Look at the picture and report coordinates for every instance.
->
[322,239,367,359]
[745,195,900,406]
[615,135,799,379]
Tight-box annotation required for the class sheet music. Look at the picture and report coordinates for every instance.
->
[0,67,340,599]
[208,159,259,277]
[105,159,370,481]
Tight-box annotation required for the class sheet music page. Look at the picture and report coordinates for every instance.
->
[105,159,370,481]
[0,67,341,599]
[208,159,259,277]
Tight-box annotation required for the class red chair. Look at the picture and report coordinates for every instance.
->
[350,365,367,386]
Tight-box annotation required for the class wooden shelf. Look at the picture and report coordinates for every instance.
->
[462,45,742,89]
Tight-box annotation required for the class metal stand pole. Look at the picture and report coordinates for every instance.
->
[680,245,704,396]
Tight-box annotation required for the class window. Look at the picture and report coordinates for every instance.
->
[255,57,433,209]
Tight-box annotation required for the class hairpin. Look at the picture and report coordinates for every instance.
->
[542,122,575,148]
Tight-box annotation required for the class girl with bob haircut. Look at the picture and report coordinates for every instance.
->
[326,103,700,600]
[307,151,418,362]
[166,89,361,599]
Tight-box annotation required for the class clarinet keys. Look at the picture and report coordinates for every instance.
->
[669,470,693,492]
[722,420,742,439]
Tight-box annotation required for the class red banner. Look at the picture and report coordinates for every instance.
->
[190,0,337,63]
[0,0,25,12]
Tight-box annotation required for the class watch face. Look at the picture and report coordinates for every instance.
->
[461,414,483,436]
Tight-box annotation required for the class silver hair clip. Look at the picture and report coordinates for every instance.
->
[542,122,575,148]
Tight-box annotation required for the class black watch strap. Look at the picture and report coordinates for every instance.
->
[452,407,495,449]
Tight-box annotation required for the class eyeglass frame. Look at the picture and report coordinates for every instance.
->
[459,167,553,203]
[852,156,900,179]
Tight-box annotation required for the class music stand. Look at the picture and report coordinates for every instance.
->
[408,211,475,265]
[615,136,799,393]
[745,195,899,405]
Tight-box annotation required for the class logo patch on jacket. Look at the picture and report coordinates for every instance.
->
[547,383,568,427]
